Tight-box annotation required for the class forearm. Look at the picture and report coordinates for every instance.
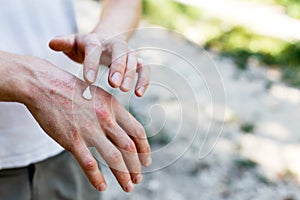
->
[0,51,75,105]
[0,51,32,102]
[92,0,141,40]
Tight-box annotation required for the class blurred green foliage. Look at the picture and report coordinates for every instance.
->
[142,0,201,30]
[205,27,285,69]
[234,157,258,169]
[275,0,300,19]
[205,27,300,87]
[142,0,300,87]
[240,121,256,133]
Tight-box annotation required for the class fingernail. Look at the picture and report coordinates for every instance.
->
[144,156,152,167]
[133,174,143,184]
[98,183,107,191]
[86,69,96,83]
[111,72,122,86]
[137,86,144,96]
[122,77,132,90]
[125,181,134,192]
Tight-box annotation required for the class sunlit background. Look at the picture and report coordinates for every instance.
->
[75,0,300,199]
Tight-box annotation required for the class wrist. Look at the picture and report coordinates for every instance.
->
[93,0,141,41]
[91,29,127,41]
[0,52,34,103]
[19,57,79,108]
[0,53,76,107]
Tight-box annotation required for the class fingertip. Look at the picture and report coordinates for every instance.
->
[48,36,72,51]
[48,39,58,50]
[90,169,107,192]
[135,86,145,97]
[85,69,96,84]
[98,182,107,192]
[125,181,134,192]
[120,77,133,92]
[49,36,64,44]
[133,174,143,184]
[72,144,106,192]
[137,57,145,67]
[143,156,152,167]
[109,72,122,88]
[139,151,152,167]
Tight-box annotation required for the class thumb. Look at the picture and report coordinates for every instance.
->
[49,35,75,53]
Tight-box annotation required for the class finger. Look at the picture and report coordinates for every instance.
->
[83,36,103,84]
[71,141,107,191]
[49,35,75,53]
[135,60,151,97]
[49,34,84,63]
[120,51,138,92]
[92,135,134,192]
[108,41,128,88]
[110,168,134,192]
[103,121,142,184]
[115,105,152,167]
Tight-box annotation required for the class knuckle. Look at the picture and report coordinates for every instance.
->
[125,62,137,72]
[143,145,151,154]
[64,143,73,152]
[65,141,78,153]
[85,159,97,171]
[113,39,127,47]
[75,33,82,41]
[110,151,123,165]
[101,119,115,132]
[138,62,150,69]
[89,33,98,39]
[112,61,125,69]
[124,68,135,76]
[134,125,146,139]
[70,130,81,145]
[95,107,111,121]
[87,37,101,48]
[130,51,138,58]
[123,140,136,153]
[139,76,150,85]
[89,40,100,47]
[65,130,86,153]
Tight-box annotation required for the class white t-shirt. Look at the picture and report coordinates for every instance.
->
[0,0,81,169]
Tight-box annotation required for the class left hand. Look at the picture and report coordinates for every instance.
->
[49,33,150,97]
[19,57,152,192]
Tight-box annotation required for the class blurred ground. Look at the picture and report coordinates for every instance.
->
[74,0,300,199]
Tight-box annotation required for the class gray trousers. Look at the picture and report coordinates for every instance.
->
[0,151,102,200]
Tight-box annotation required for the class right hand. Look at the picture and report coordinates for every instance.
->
[22,58,152,192]
[49,33,150,97]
